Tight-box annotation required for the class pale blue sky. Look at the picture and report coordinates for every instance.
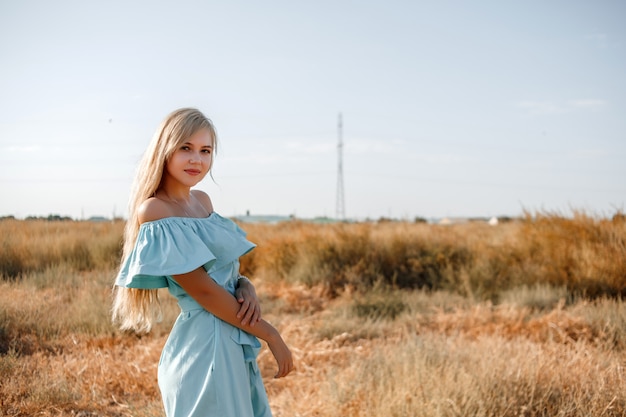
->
[1,0,624,220]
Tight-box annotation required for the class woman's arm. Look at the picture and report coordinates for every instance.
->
[173,267,294,378]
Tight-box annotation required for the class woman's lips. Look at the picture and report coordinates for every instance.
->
[185,169,202,176]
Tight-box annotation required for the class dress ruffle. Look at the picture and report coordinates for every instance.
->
[115,213,255,289]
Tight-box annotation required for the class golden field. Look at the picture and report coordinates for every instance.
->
[1,212,625,416]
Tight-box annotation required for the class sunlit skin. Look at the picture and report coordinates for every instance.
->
[136,127,294,379]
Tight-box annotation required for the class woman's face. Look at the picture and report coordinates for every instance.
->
[164,128,214,188]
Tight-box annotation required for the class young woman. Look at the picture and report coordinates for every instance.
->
[112,108,293,416]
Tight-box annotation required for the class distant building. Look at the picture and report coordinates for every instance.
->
[232,214,293,224]
[87,216,110,222]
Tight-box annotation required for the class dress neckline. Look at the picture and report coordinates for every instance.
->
[140,212,216,226]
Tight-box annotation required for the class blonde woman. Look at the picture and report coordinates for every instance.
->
[113,108,293,416]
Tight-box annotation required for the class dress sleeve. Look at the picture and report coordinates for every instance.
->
[115,220,217,289]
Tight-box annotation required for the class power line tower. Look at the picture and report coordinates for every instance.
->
[336,112,345,220]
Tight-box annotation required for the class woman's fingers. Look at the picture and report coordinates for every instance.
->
[250,303,261,324]
[236,298,250,320]
[274,354,294,378]
[237,298,262,326]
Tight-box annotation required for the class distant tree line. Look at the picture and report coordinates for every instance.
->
[0,214,73,221]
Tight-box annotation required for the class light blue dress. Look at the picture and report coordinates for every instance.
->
[115,213,272,417]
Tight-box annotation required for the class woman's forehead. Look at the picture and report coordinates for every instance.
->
[184,128,214,147]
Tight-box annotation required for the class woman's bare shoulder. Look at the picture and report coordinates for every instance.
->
[191,189,214,213]
[137,197,175,224]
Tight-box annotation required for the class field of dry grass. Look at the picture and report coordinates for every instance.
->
[1,212,625,416]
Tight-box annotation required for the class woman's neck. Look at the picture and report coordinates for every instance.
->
[158,178,192,203]
[160,189,191,203]
[161,190,191,203]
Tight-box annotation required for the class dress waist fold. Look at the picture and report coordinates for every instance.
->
[178,296,203,312]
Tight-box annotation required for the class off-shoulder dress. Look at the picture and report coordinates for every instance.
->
[115,213,272,417]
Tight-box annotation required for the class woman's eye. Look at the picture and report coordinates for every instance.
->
[180,146,190,151]
[202,149,212,154]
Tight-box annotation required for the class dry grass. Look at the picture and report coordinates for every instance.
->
[241,210,626,299]
[0,219,123,279]
[1,212,625,416]
[260,284,626,417]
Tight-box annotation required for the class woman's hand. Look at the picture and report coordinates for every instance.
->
[266,330,295,378]
[235,276,262,326]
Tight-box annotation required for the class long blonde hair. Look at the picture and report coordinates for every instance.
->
[112,108,217,332]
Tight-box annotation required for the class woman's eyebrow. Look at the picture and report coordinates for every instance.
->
[182,142,213,148]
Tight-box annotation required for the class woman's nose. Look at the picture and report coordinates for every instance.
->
[189,153,201,163]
